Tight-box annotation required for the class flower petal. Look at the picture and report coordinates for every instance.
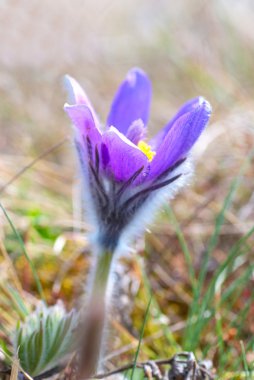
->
[106,68,152,135]
[148,99,212,179]
[126,119,146,145]
[150,97,203,150]
[64,104,101,162]
[102,127,148,182]
[64,75,100,129]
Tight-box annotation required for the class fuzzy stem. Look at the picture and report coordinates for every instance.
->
[79,248,114,379]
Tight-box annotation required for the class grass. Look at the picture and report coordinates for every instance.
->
[1,151,252,378]
[0,1,254,378]
[0,202,45,302]
[0,103,253,379]
[129,295,152,380]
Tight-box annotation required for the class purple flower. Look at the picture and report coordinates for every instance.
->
[64,68,212,250]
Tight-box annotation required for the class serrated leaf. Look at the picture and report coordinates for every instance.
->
[12,301,78,377]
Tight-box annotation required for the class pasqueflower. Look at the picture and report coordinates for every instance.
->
[64,68,211,251]
[64,68,211,378]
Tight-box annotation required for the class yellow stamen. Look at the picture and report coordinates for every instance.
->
[138,141,156,162]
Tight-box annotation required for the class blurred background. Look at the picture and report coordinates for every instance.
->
[1,0,254,157]
[0,0,254,376]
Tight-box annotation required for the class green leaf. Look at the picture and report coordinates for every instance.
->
[124,367,146,380]
[12,301,78,377]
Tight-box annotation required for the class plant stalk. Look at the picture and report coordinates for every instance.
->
[79,248,114,379]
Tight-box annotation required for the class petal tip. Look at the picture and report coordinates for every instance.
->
[126,67,150,87]
[63,102,71,111]
[197,97,212,118]
[63,74,90,107]
[106,67,152,134]
[63,74,73,85]
[128,67,146,76]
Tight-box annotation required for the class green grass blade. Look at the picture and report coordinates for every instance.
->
[184,149,254,349]
[130,295,152,380]
[138,256,180,350]
[197,149,254,290]
[240,341,251,380]
[221,264,253,307]
[0,201,46,302]
[197,174,241,291]
[215,300,225,373]
[184,178,241,346]
[164,206,196,290]
[184,222,254,350]
[5,284,29,319]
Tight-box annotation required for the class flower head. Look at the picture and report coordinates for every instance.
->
[64,68,212,251]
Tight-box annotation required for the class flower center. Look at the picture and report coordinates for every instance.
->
[138,141,156,162]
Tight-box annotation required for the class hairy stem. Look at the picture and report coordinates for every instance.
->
[79,248,114,379]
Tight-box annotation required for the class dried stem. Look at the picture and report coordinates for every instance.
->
[92,353,215,379]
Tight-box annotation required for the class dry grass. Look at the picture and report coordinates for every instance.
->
[0,1,254,378]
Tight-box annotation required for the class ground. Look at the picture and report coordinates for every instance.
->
[0,1,254,379]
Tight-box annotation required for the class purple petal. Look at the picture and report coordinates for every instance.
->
[106,68,152,135]
[64,75,100,129]
[126,119,146,145]
[148,99,212,179]
[102,127,148,182]
[150,97,203,150]
[101,143,110,168]
[64,104,101,162]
